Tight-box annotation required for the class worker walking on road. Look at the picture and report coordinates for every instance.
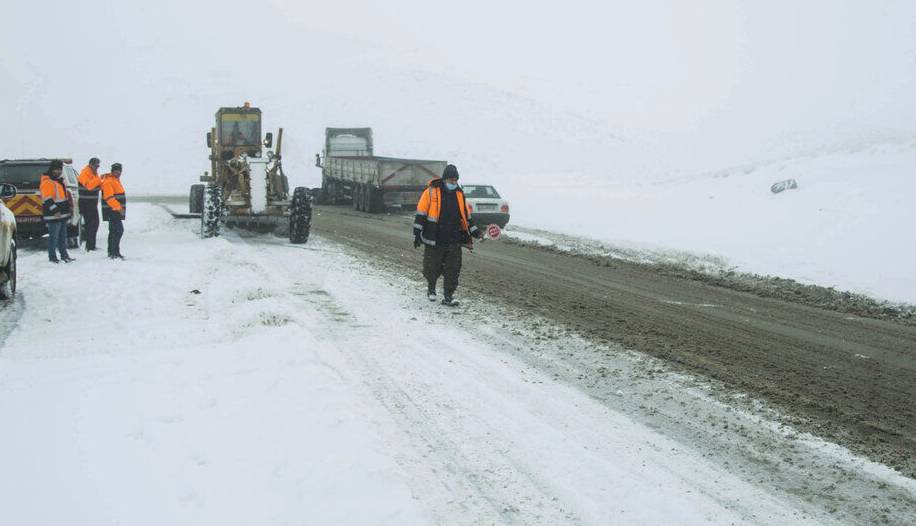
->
[78,157,103,251]
[101,163,127,260]
[40,159,75,263]
[413,164,482,306]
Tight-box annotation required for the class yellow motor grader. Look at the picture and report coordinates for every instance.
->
[190,103,311,243]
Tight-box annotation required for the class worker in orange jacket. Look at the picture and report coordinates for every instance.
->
[413,164,482,306]
[40,159,75,263]
[78,157,103,251]
[101,163,127,260]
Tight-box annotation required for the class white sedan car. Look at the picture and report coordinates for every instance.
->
[462,184,510,228]
[0,182,18,299]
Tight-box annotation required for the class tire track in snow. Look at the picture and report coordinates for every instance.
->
[231,233,826,526]
[235,235,579,525]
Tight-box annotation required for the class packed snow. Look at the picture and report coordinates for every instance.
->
[0,203,890,525]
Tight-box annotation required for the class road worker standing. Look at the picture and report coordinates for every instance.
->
[413,164,482,306]
[78,157,103,251]
[101,163,127,260]
[40,159,75,263]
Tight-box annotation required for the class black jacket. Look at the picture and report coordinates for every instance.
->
[413,179,479,246]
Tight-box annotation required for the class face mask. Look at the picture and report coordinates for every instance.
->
[445,183,457,191]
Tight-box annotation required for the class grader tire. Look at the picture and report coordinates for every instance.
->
[201,184,223,238]
[289,187,312,244]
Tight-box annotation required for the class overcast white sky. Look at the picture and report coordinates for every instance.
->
[2,0,915,192]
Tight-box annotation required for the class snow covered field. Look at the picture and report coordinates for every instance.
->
[500,140,916,305]
[1,204,913,525]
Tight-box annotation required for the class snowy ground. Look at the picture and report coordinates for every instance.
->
[499,140,916,305]
[0,204,913,525]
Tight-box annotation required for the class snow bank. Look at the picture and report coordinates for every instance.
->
[503,140,916,303]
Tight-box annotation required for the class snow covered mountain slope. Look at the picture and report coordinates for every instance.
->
[501,140,916,304]
[1,204,913,524]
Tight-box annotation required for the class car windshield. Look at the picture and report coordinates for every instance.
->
[220,113,260,146]
[0,164,47,191]
[462,185,501,199]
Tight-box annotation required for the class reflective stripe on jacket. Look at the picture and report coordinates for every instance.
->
[39,174,72,220]
[78,165,102,200]
[101,173,126,221]
[413,179,479,246]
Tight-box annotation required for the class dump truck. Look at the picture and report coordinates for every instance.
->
[315,128,447,212]
[191,103,311,243]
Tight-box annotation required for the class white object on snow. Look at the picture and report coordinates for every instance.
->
[770,178,799,194]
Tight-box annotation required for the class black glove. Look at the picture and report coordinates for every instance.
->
[413,232,422,248]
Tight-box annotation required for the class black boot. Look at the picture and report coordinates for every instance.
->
[427,283,437,301]
[441,289,459,307]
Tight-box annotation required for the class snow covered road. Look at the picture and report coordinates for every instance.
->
[0,204,912,525]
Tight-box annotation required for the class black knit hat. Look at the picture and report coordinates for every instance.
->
[89,157,100,166]
[48,159,63,171]
[111,163,123,172]
[442,164,459,180]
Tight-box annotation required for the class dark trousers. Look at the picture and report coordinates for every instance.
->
[80,202,100,250]
[107,216,124,256]
[423,244,462,293]
[46,219,70,260]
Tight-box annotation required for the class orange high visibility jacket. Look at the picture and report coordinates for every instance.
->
[78,165,102,200]
[101,173,126,220]
[39,174,72,220]
[413,179,479,246]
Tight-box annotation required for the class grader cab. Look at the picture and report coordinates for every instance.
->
[190,103,311,243]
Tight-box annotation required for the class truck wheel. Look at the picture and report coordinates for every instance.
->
[366,186,383,213]
[317,178,330,205]
[289,187,312,244]
[351,184,361,210]
[189,184,205,214]
[201,184,223,238]
[329,181,340,205]
[0,243,16,300]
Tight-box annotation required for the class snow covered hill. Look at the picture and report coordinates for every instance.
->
[502,140,916,304]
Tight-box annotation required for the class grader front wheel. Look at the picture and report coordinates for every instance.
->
[201,184,223,238]
[289,187,312,244]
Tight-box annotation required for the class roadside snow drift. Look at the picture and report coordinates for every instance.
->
[502,141,916,304]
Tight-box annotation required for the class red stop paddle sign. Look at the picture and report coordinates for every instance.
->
[486,224,501,240]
